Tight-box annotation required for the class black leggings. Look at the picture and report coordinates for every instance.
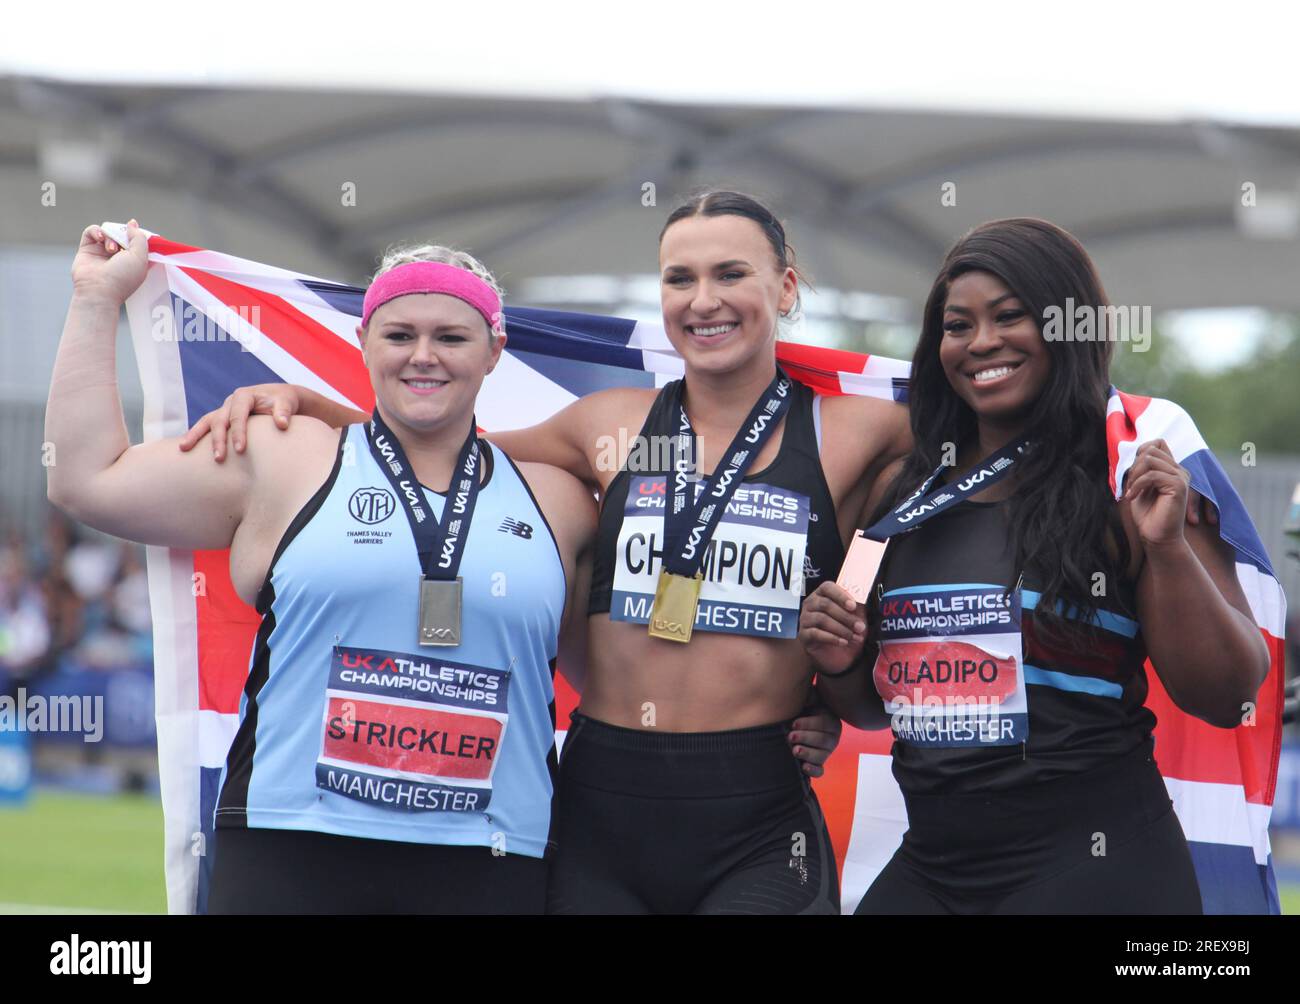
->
[856,746,1202,915]
[207,826,547,914]
[547,712,840,915]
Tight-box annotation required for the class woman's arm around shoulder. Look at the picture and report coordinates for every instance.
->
[485,386,658,490]
[817,394,912,520]
[178,384,366,461]
[236,415,348,533]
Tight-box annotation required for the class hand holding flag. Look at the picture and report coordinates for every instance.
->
[1121,438,1194,549]
[73,220,149,304]
[103,226,1284,914]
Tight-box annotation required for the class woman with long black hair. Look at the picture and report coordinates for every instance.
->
[801,217,1269,914]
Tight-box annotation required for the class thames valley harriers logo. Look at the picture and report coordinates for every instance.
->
[349,487,396,525]
[498,517,534,539]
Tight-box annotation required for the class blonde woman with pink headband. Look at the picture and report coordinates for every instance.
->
[46,220,596,914]
[181,191,902,913]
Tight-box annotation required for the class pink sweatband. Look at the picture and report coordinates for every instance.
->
[361,261,502,331]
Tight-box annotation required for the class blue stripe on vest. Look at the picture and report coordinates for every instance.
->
[1021,589,1139,639]
[1023,663,1124,699]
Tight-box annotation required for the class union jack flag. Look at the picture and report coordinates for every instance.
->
[104,223,1285,915]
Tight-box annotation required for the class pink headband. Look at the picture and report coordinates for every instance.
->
[361,261,502,331]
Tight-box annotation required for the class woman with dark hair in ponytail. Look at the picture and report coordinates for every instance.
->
[179,190,912,913]
[801,218,1270,914]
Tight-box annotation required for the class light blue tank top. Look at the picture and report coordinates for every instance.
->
[215,425,566,858]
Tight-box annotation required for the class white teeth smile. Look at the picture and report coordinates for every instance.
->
[689,323,737,336]
[404,379,446,388]
[972,366,1017,383]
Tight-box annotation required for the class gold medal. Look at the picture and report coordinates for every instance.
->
[419,577,462,646]
[648,570,702,643]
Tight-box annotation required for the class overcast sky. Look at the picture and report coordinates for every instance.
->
[5,2,1300,126]
[6,2,1294,370]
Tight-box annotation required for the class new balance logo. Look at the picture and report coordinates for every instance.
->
[498,517,534,539]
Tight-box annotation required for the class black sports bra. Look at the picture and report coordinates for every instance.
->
[589,378,845,641]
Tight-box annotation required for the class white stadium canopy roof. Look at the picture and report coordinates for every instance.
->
[3,4,1300,316]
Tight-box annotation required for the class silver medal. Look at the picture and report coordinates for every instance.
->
[419,577,463,647]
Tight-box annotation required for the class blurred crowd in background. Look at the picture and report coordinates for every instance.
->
[0,514,152,694]
[0,510,158,797]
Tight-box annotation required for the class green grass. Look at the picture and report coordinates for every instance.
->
[0,790,166,914]
[1,789,1298,915]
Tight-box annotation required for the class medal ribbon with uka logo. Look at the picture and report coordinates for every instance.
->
[837,437,1032,604]
[869,437,1031,538]
[365,411,482,647]
[650,369,794,643]
[857,438,1034,748]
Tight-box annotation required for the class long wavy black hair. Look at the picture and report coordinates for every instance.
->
[874,218,1133,646]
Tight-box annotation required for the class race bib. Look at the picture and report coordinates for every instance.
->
[872,583,1027,747]
[609,475,810,639]
[316,645,509,812]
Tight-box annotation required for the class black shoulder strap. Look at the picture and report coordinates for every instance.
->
[624,379,681,475]
[779,379,819,459]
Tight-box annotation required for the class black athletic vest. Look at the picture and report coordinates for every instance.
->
[873,499,1156,794]
[589,378,845,635]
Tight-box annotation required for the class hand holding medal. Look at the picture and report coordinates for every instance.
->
[800,438,1031,677]
[798,580,869,676]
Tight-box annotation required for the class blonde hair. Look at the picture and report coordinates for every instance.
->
[371,243,506,338]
